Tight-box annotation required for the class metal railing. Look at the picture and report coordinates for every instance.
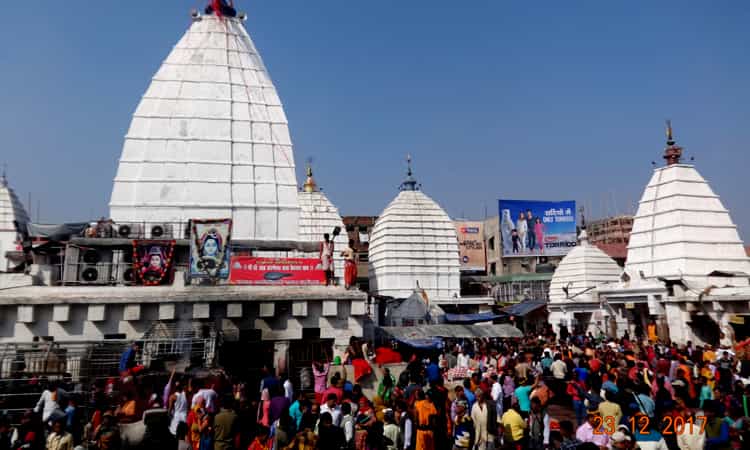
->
[0,326,218,428]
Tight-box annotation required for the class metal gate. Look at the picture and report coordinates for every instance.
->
[289,339,333,393]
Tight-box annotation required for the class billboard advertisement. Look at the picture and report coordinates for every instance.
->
[229,257,326,285]
[454,221,486,271]
[498,200,576,257]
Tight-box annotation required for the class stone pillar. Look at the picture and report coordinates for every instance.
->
[274,340,290,377]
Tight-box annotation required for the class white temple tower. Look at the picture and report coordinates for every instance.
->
[548,225,621,334]
[109,11,299,240]
[297,164,347,282]
[625,123,750,284]
[597,123,750,344]
[368,158,460,300]
[0,171,30,272]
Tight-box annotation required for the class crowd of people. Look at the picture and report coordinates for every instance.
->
[2,329,750,450]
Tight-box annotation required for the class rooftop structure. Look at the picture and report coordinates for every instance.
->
[368,157,460,300]
[109,11,299,241]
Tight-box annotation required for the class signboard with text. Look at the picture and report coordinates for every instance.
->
[454,221,486,271]
[498,199,577,257]
[228,257,326,285]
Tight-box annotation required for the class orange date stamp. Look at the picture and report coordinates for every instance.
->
[591,415,706,436]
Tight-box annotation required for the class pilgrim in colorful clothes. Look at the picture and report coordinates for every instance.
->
[341,238,357,289]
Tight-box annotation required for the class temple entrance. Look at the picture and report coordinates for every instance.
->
[219,330,273,388]
[289,337,334,394]
[689,313,721,346]
[729,315,750,342]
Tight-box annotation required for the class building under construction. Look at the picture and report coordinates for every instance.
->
[586,215,633,265]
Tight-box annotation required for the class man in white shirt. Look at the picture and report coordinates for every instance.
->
[340,402,355,447]
[457,351,470,369]
[550,354,568,398]
[676,409,705,450]
[490,374,504,419]
[283,377,294,402]
[34,382,66,424]
[191,383,218,414]
[320,393,342,427]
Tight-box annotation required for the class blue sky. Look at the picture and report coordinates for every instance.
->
[1,1,748,240]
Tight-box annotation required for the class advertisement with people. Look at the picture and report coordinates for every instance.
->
[454,221,486,271]
[498,199,577,257]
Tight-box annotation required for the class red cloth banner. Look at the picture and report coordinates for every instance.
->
[229,257,326,285]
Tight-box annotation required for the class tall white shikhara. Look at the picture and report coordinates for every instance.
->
[110,14,299,240]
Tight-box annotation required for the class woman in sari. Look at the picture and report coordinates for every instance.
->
[186,397,206,450]
[257,388,271,427]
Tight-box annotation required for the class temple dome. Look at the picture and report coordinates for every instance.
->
[368,161,460,300]
[296,166,347,281]
[549,229,621,304]
[109,12,299,240]
[0,174,30,272]
[626,159,750,284]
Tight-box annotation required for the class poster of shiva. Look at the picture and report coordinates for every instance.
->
[189,218,232,280]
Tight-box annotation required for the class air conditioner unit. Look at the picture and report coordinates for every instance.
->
[116,223,144,239]
[148,223,174,239]
[112,249,135,285]
[77,249,114,285]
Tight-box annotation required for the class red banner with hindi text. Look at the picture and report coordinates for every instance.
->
[228,257,326,285]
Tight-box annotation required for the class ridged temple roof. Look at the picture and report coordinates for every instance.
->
[625,163,750,282]
[369,189,460,300]
[109,13,299,240]
[0,174,29,233]
[549,229,621,304]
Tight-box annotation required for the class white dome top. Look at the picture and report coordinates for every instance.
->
[0,175,29,272]
[626,163,750,282]
[369,184,460,300]
[297,170,348,280]
[549,229,621,304]
[109,13,299,241]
